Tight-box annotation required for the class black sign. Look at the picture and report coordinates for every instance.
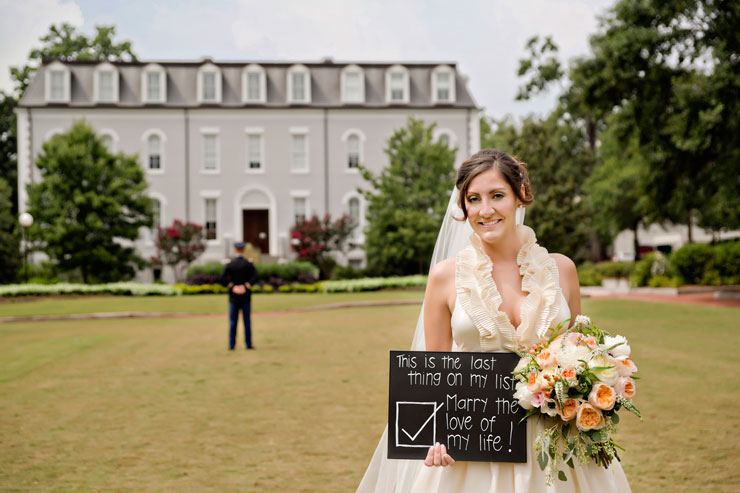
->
[388,350,527,462]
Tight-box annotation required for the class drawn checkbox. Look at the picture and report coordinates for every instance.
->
[395,401,444,448]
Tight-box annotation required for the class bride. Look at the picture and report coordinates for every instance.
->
[357,149,631,492]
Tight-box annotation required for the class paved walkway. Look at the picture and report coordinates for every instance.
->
[587,291,740,308]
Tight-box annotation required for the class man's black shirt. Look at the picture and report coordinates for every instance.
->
[220,256,258,303]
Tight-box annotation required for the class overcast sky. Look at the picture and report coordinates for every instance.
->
[0,0,616,119]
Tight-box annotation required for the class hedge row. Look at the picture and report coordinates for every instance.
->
[0,282,182,297]
[185,260,319,286]
[320,275,427,293]
[173,275,427,294]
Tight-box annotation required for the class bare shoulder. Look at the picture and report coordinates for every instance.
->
[549,253,581,317]
[549,253,577,277]
[428,257,456,284]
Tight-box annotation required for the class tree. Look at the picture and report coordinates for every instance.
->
[0,178,22,283]
[290,214,354,279]
[586,116,650,260]
[566,0,740,238]
[1,23,137,242]
[359,118,457,275]
[11,23,137,95]
[154,220,206,282]
[26,121,153,283]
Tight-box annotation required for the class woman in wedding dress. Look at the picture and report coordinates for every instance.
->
[358,149,631,492]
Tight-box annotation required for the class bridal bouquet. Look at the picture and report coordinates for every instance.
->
[511,315,641,484]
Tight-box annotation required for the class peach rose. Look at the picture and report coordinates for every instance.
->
[527,372,538,392]
[583,336,598,349]
[560,368,578,387]
[576,402,604,431]
[558,398,580,421]
[588,382,616,410]
[614,376,636,400]
[536,348,557,368]
[616,358,638,377]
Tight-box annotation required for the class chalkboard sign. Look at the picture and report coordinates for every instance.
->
[388,350,527,462]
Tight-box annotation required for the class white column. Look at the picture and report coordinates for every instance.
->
[14,108,31,213]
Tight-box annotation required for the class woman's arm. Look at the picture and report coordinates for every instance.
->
[423,258,456,351]
[551,253,581,321]
[421,258,456,467]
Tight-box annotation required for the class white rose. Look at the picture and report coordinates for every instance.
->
[588,354,619,386]
[556,344,591,369]
[513,382,534,410]
[603,334,631,360]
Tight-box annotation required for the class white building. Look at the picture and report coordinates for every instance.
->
[16,58,481,278]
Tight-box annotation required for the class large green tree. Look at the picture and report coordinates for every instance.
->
[568,0,740,238]
[26,121,153,283]
[1,24,137,278]
[359,118,457,275]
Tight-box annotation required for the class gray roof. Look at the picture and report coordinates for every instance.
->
[19,59,479,109]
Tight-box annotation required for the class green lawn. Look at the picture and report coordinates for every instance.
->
[0,290,424,318]
[0,295,738,491]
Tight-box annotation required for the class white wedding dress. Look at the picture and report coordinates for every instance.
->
[358,225,632,492]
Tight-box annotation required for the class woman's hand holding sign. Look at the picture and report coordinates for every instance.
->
[424,442,455,467]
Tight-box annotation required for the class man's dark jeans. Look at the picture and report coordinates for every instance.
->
[229,301,252,349]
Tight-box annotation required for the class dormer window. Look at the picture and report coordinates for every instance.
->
[94,62,119,103]
[385,65,409,104]
[242,64,266,103]
[341,65,365,104]
[432,65,456,103]
[45,62,70,103]
[197,63,222,103]
[141,64,167,103]
[287,64,311,104]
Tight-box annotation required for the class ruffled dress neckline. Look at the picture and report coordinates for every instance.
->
[455,224,562,351]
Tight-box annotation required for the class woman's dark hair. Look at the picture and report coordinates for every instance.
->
[455,148,534,220]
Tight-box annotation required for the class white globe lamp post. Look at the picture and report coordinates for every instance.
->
[19,213,34,283]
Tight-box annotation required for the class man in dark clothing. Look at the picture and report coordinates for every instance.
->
[220,242,259,350]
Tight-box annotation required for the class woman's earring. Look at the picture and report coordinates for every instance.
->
[515,206,526,226]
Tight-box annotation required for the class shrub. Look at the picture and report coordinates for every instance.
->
[256,261,319,284]
[186,274,221,286]
[671,243,715,285]
[630,252,674,287]
[186,261,225,279]
[595,261,634,279]
[0,282,181,297]
[715,241,740,285]
[647,275,678,288]
[319,275,426,293]
[331,265,368,280]
[577,262,603,287]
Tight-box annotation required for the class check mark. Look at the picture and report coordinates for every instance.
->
[401,402,444,442]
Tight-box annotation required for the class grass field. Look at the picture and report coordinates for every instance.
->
[0,291,424,318]
[0,294,738,492]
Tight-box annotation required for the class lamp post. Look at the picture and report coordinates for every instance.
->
[19,212,33,283]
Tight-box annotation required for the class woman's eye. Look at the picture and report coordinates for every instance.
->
[467,196,479,203]
[493,193,504,199]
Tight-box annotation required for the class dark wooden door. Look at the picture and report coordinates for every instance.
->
[242,209,269,253]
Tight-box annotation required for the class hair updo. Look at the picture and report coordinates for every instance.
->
[455,149,534,220]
